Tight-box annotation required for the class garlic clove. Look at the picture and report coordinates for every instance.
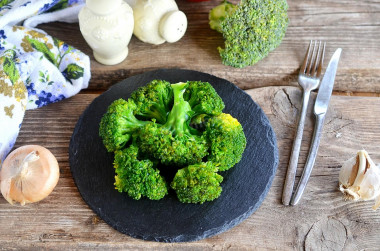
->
[339,150,380,210]
[359,163,380,208]
[338,156,356,192]
[0,145,60,205]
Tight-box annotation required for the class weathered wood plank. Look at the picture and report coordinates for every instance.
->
[37,0,380,93]
[1,86,380,249]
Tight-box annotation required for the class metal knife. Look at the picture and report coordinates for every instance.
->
[290,48,342,206]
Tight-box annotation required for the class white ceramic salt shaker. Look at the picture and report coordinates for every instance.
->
[79,0,134,65]
[131,0,187,45]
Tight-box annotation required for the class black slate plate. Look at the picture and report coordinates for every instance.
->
[69,69,279,242]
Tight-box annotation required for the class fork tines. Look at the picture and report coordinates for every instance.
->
[300,40,326,77]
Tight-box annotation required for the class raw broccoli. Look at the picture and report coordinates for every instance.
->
[209,0,289,68]
[205,113,246,171]
[114,144,168,200]
[130,79,173,124]
[136,82,209,166]
[209,1,237,33]
[171,162,223,204]
[183,81,225,116]
[99,99,148,152]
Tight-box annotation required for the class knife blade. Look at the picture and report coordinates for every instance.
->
[314,48,342,115]
[290,48,342,206]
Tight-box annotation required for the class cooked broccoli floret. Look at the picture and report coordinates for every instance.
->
[114,145,168,200]
[205,113,246,171]
[171,162,223,204]
[99,99,148,152]
[130,79,173,124]
[184,81,225,116]
[99,79,247,204]
[209,0,289,68]
[190,114,210,131]
[137,82,208,166]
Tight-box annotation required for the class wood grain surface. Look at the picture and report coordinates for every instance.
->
[1,0,380,249]
[40,0,380,93]
[1,87,380,250]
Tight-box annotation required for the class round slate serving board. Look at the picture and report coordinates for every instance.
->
[69,69,279,242]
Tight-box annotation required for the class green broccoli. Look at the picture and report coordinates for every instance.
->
[99,99,149,152]
[209,1,238,33]
[184,81,225,116]
[114,145,168,200]
[136,82,209,166]
[190,114,210,131]
[205,113,246,171]
[171,162,223,204]
[99,79,247,204]
[209,0,289,68]
[130,79,173,124]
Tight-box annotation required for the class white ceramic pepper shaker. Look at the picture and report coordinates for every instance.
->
[79,0,134,65]
[131,0,187,45]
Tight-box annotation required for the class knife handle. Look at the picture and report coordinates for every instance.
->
[282,90,311,205]
[290,113,325,205]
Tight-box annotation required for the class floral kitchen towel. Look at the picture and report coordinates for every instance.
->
[0,0,85,28]
[0,0,90,167]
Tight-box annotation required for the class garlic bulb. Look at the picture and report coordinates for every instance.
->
[0,145,60,205]
[339,150,380,210]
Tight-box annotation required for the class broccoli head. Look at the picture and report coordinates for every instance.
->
[114,145,168,200]
[209,1,238,33]
[171,162,223,204]
[99,99,148,152]
[136,82,209,166]
[205,113,246,171]
[190,114,210,131]
[130,79,173,124]
[184,81,225,116]
[209,0,289,68]
[99,79,247,204]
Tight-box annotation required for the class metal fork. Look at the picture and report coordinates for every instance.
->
[282,40,325,206]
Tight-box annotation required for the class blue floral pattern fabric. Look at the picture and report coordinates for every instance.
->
[0,0,90,166]
[0,0,85,28]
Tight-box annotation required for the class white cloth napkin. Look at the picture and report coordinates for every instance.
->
[0,0,90,167]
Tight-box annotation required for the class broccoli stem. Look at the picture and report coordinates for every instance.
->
[149,105,168,124]
[122,109,149,130]
[163,82,193,137]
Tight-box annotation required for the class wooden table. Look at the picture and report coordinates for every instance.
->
[1,0,380,249]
